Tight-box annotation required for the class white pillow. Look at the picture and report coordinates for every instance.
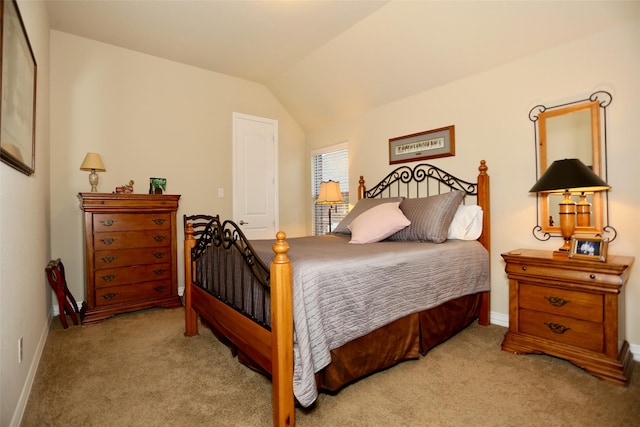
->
[447,205,483,240]
[348,202,410,244]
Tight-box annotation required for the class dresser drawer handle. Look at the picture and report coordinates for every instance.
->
[153,252,167,259]
[152,218,166,225]
[102,293,117,300]
[544,296,570,307]
[100,219,116,227]
[153,269,167,276]
[101,256,117,264]
[101,274,116,282]
[521,266,527,271]
[153,235,166,242]
[589,274,596,279]
[154,285,168,293]
[100,238,117,245]
[544,322,570,334]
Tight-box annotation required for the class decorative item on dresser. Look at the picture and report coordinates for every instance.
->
[79,193,182,324]
[501,249,635,386]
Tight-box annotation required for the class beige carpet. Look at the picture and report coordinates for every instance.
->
[23,307,640,426]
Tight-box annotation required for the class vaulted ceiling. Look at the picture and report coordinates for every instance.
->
[46,1,640,132]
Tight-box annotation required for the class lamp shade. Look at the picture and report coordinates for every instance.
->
[316,180,343,204]
[80,153,106,172]
[529,158,609,193]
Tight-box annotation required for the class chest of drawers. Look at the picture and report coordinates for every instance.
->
[79,193,182,324]
[501,249,634,385]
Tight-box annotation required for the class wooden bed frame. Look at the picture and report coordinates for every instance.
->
[184,160,490,426]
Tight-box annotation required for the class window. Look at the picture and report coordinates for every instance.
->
[311,143,349,235]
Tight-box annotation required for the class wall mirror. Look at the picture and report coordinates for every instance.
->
[530,91,613,241]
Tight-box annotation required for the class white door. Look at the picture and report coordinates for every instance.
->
[232,113,278,240]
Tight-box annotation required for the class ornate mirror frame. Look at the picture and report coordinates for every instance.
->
[530,91,616,242]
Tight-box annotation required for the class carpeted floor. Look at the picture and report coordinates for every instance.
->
[22,307,640,426]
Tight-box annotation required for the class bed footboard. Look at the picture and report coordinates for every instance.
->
[184,216,294,426]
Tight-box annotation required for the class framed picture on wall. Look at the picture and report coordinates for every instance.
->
[389,125,455,165]
[0,0,37,176]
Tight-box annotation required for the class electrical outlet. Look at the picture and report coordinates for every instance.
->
[18,336,23,364]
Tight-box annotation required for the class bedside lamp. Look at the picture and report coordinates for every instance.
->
[530,158,609,252]
[80,153,106,192]
[316,180,343,232]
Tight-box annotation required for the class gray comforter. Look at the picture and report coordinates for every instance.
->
[252,234,490,407]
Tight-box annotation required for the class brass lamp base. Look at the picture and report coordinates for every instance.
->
[558,190,576,252]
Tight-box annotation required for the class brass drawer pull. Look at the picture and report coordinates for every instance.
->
[100,219,116,227]
[544,322,570,334]
[153,269,167,276]
[590,274,596,279]
[100,237,117,245]
[152,218,166,225]
[154,285,168,293]
[153,252,167,259]
[521,266,527,271]
[102,293,117,300]
[101,256,117,264]
[544,296,570,307]
[153,235,166,242]
[101,274,116,282]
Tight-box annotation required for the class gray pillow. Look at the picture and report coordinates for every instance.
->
[388,191,464,243]
[332,197,404,234]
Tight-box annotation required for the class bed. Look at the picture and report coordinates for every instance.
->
[183,160,490,426]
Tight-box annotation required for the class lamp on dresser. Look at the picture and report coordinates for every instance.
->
[80,152,106,192]
[529,158,609,252]
[316,180,343,233]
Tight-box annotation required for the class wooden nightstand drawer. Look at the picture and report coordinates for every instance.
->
[94,248,171,269]
[95,280,173,306]
[94,263,171,288]
[519,309,603,352]
[93,213,171,232]
[93,230,172,250]
[519,283,603,322]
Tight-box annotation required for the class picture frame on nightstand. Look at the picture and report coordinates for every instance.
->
[569,235,608,262]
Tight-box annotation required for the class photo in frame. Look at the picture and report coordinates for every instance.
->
[389,125,455,165]
[569,235,608,262]
[0,0,37,176]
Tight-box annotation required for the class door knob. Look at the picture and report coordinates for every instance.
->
[239,220,249,225]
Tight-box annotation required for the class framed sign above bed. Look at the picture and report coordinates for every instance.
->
[389,125,455,165]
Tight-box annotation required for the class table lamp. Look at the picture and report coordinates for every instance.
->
[80,153,106,192]
[530,158,609,252]
[316,180,343,232]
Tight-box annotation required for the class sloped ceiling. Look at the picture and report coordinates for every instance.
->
[46,1,640,132]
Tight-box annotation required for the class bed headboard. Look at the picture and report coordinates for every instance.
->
[357,160,490,252]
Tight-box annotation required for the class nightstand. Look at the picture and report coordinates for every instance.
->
[501,248,634,386]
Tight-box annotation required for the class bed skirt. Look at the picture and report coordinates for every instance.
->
[201,292,482,398]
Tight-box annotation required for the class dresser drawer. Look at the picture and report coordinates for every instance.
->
[94,247,172,269]
[93,213,171,232]
[94,263,171,288]
[519,309,603,352]
[94,230,172,250]
[519,283,603,322]
[95,280,173,306]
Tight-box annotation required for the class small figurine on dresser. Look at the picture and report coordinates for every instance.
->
[115,180,135,194]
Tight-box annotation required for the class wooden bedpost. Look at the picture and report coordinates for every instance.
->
[358,175,366,200]
[271,231,295,427]
[476,160,491,326]
[184,222,199,337]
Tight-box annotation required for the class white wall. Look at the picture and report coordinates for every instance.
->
[307,20,640,352]
[49,31,307,306]
[0,1,51,426]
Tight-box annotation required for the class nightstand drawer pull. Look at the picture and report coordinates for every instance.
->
[100,219,116,227]
[590,274,596,279]
[152,235,166,242]
[544,322,571,334]
[101,255,117,264]
[101,274,117,282]
[521,266,527,271]
[100,237,117,245]
[152,218,166,225]
[102,293,117,301]
[544,296,570,307]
